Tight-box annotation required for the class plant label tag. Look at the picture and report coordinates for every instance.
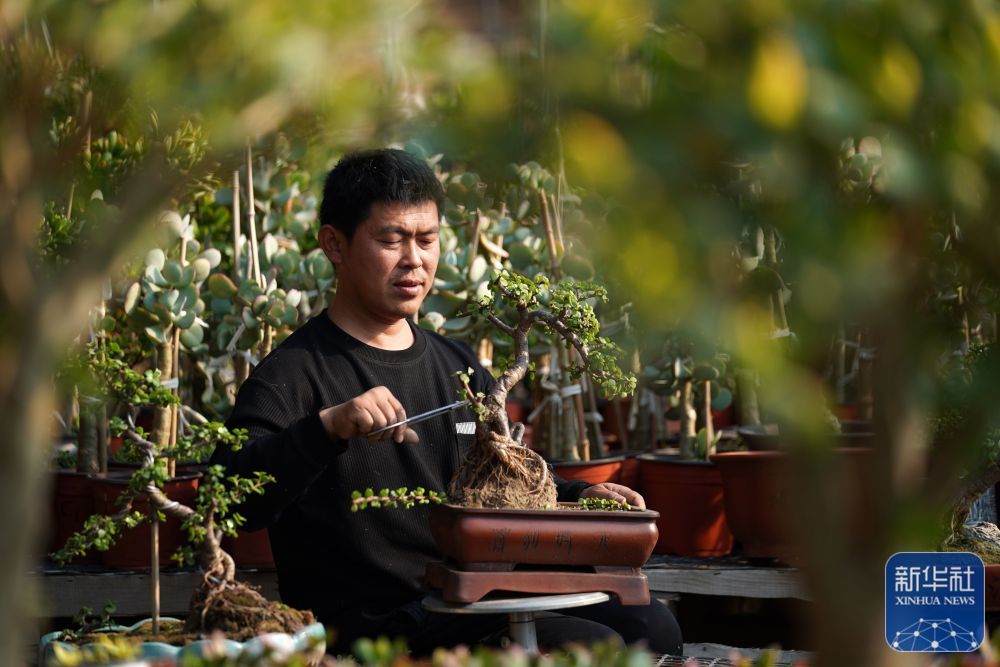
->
[455,422,475,435]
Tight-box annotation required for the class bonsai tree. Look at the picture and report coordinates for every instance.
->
[52,344,311,641]
[422,157,612,462]
[445,269,635,509]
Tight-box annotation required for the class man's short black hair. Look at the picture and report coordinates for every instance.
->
[319,148,444,240]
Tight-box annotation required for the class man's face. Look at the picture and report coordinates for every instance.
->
[325,200,440,324]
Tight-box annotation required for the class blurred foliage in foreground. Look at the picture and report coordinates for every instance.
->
[7,1,1000,666]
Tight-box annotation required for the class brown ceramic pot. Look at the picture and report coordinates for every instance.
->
[90,471,201,569]
[551,455,625,486]
[710,448,873,563]
[428,503,659,568]
[638,454,733,557]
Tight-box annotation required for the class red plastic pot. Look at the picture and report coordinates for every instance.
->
[599,397,632,446]
[551,455,624,486]
[223,529,275,570]
[49,471,99,564]
[90,471,201,569]
[711,448,873,563]
[638,454,733,557]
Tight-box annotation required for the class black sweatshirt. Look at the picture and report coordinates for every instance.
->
[210,314,589,639]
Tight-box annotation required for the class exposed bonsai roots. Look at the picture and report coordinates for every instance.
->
[448,428,557,509]
[186,578,315,640]
[943,521,1000,565]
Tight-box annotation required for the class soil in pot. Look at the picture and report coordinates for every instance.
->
[90,471,201,569]
[550,455,624,486]
[638,454,733,557]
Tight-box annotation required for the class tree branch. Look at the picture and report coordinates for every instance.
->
[535,310,592,368]
[486,313,515,337]
[491,307,532,396]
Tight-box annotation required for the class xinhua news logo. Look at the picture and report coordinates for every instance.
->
[885,552,985,652]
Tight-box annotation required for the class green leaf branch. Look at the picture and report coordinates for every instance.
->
[350,487,447,511]
[469,270,636,441]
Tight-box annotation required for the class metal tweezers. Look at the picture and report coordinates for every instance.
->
[366,399,470,438]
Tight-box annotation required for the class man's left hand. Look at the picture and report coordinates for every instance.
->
[579,483,646,510]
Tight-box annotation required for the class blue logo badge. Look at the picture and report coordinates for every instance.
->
[885,552,985,652]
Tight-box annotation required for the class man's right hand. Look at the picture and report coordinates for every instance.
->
[320,386,420,444]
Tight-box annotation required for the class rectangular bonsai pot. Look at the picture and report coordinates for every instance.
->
[428,503,659,568]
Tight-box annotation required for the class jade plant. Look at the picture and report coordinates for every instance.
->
[422,157,611,462]
[445,269,634,509]
[640,341,731,459]
[52,343,314,640]
[53,423,296,638]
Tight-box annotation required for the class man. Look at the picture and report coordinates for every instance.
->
[211,148,682,656]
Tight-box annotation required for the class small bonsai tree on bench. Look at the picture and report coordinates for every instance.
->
[53,344,311,641]
[444,270,635,510]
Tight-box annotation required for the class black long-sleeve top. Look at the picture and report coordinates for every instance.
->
[210,314,589,642]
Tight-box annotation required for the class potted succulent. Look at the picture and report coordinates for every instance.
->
[711,220,873,562]
[637,347,735,557]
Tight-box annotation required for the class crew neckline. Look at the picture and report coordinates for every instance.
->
[318,313,427,364]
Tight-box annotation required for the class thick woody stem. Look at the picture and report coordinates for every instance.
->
[487,307,532,419]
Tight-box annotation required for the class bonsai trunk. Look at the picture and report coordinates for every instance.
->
[448,319,558,509]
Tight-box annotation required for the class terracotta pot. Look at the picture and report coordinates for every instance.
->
[90,471,201,569]
[620,453,641,491]
[551,455,624,486]
[638,454,733,557]
[505,400,526,425]
[49,471,100,564]
[428,503,659,568]
[710,448,873,563]
[223,529,275,570]
[599,397,632,445]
